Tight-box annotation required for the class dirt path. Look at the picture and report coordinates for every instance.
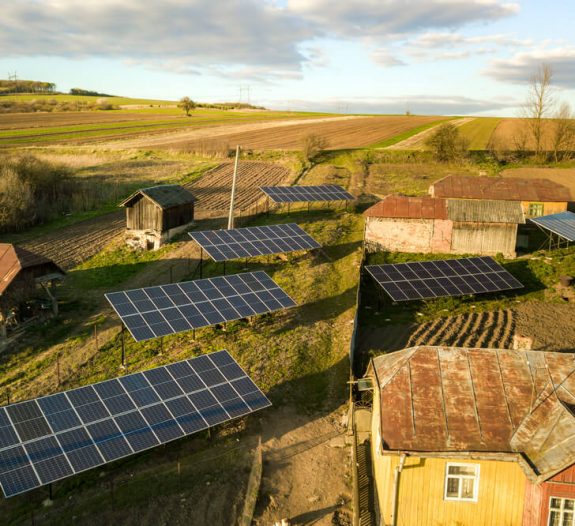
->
[385,117,474,150]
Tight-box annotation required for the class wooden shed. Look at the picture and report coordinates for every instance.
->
[364,195,525,258]
[0,244,65,339]
[430,176,572,218]
[120,185,196,250]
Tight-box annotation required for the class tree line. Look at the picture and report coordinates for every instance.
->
[0,80,56,95]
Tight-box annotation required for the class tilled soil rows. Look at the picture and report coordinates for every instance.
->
[187,161,291,211]
[22,211,125,270]
[19,161,292,269]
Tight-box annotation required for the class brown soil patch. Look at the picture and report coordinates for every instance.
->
[106,115,439,151]
[255,406,351,526]
[188,161,292,211]
[490,118,561,151]
[514,302,575,351]
[501,167,575,197]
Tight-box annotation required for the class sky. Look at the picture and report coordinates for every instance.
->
[1,0,574,116]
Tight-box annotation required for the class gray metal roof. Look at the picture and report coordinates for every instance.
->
[529,211,575,242]
[120,185,196,209]
[447,198,525,224]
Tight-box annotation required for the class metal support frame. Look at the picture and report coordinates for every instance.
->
[120,324,126,368]
[199,248,203,279]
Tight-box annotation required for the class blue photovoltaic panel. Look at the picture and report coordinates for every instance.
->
[260,185,354,203]
[0,350,271,498]
[105,271,296,342]
[530,211,575,242]
[365,256,523,302]
[189,223,321,262]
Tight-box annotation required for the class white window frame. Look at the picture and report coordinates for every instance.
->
[444,462,480,502]
[548,496,575,526]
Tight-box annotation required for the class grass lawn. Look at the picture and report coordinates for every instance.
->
[458,117,502,150]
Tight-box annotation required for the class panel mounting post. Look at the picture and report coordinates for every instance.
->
[120,324,126,369]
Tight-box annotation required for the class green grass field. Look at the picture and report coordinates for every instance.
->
[367,117,454,148]
[0,108,335,144]
[458,117,501,149]
[0,93,175,105]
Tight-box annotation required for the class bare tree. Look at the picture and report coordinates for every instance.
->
[522,63,555,157]
[551,102,575,162]
[178,96,196,117]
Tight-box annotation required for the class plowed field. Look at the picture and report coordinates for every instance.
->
[19,161,292,269]
[119,115,440,151]
[188,161,291,211]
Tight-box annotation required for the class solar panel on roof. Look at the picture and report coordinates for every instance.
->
[365,256,523,302]
[529,211,575,242]
[105,271,295,342]
[260,185,354,203]
[189,223,321,262]
[0,350,270,498]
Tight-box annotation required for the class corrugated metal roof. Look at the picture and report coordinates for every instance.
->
[447,199,525,224]
[432,176,572,202]
[364,195,448,220]
[0,244,63,296]
[371,346,575,481]
[120,185,196,209]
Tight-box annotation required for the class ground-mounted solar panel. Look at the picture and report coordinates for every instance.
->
[105,271,296,342]
[260,185,354,203]
[0,350,270,498]
[365,256,523,302]
[530,211,575,242]
[189,223,321,262]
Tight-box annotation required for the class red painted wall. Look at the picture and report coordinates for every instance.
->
[523,465,575,526]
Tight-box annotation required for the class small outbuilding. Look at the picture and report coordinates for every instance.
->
[120,185,196,250]
[364,195,525,258]
[0,244,65,339]
[429,176,572,218]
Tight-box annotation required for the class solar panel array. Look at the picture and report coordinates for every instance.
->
[106,271,296,342]
[530,211,575,242]
[189,223,321,262]
[365,256,523,302]
[0,350,270,498]
[260,185,354,203]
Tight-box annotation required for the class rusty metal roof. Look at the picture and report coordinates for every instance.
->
[371,346,575,481]
[431,176,572,202]
[0,244,63,296]
[119,185,196,209]
[447,199,526,224]
[364,195,448,220]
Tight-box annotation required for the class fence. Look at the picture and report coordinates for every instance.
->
[239,436,263,526]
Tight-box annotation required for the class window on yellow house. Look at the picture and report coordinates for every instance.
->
[528,203,545,217]
[444,463,479,502]
[548,497,575,526]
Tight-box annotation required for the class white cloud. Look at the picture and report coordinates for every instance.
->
[371,49,406,67]
[0,0,520,81]
[487,47,575,87]
[287,0,519,38]
[273,94,516,115]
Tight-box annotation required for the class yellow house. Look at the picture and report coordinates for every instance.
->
[429,176,572,218]
[367,346,575,526]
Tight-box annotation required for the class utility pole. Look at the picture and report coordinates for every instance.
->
[228,145,240,230]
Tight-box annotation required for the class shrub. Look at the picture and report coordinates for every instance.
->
[425,123,469,162]
[302,134,329,163]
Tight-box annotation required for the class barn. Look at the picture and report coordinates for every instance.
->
[120,185,196,250]
[0,244,65,339]
[429,176,572,218]
[364,195,524,258]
